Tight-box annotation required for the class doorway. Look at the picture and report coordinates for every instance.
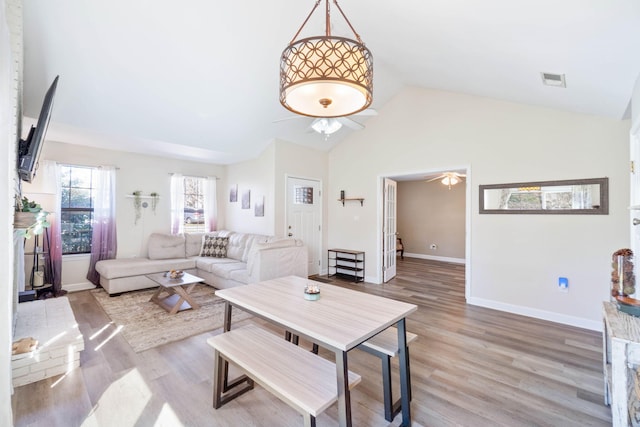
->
[378,168,471,298]
[286,176,322,276]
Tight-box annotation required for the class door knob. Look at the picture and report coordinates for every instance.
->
[288,233,293,237]
[634,218,640,226]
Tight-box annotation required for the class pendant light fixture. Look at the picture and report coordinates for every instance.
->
[280,0,373,118]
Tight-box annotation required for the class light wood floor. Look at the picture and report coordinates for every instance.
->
[12,257,611,426]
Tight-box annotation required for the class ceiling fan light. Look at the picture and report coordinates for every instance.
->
[279,1,373,118]
[442,176,459,186]
[311,118,343,134]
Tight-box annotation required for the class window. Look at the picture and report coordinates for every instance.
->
[60,165,96,254]
[170,174,217,234]
[184,176,205,232]
[294,186,314,204]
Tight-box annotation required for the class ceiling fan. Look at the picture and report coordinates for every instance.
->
[274,109,377,138]
[426,171,466,189]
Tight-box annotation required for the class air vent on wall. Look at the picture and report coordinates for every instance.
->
[541,72,566,88]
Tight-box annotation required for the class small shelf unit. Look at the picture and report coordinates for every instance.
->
[24,229,53,299]
[125,195,160,199]
[328,249,365,282]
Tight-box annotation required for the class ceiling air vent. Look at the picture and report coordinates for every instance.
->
[541,72,566,88]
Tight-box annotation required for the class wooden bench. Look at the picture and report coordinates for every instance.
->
[357,327,418,422]
[207,324,361,427]
[287,326,418,422]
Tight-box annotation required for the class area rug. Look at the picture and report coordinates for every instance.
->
[91,284,252,353]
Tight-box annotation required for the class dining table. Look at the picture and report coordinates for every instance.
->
[214,275,418,427]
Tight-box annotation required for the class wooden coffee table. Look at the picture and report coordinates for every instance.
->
[146,272,203,314]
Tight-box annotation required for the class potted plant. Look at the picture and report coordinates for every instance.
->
[132,191,142,224]
[150,192,159,214]
[14,196,50,239]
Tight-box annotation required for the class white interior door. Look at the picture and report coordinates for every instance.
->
[286,177,322,276]
[383,178,397,282]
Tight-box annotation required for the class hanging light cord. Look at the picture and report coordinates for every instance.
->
[289,0,322,43]
[332,0,364,44]
[289,0,364,44]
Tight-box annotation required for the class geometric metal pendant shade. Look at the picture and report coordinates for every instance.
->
[280,0,373,118]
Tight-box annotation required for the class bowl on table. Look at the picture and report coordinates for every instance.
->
[166,270,184,280]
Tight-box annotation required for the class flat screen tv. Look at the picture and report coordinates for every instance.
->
[18,75,59,183]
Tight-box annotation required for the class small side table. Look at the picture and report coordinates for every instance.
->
[146,272,203,315]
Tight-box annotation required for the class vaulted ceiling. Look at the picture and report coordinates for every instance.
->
[22,0,640,164]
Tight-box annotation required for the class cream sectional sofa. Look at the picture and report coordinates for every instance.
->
[95,231,308,295]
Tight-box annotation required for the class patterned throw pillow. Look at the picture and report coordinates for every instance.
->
[200,236,228,258]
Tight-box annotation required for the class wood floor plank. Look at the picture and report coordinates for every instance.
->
[11,257,611,426]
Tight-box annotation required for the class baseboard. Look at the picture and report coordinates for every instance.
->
[467,296,602,332]
[402,253,465,264]
[62,282,96,293]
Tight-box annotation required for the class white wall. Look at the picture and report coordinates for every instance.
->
[224,139,329,246]
[328,87,630,330]
[224,143,275,235]
[26,141,226,289]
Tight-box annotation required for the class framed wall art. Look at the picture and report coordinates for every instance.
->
[229,184,238,202]
[255,196,264,217]
[241,189,251,209]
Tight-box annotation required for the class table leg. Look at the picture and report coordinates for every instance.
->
[214,301,254,405]
[397,318,412,426]
[335,350,352,427]
[223,301,232,332]
[167,284,200,314]
[223,302,232,389]
[213,348,225,408]
[150,286,163,301]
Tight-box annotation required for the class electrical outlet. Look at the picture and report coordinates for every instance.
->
[429,244,437,250]
[558,277,568,292]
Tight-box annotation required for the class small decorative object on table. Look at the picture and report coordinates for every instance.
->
[611,248,639,316]
[304,282,320,301]
[165,269,184,280]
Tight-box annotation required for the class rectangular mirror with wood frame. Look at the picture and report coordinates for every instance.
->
[479,177,608,214]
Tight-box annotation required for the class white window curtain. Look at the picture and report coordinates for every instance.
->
[35,161,64,295]
[203,176,218,232]
[87,166,117,286]
[170,174,185,234]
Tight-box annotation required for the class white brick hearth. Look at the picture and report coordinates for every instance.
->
[12,297,84,387]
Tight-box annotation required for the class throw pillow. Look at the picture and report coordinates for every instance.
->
[200,235,228,258]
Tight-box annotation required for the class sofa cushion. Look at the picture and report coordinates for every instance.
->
[95,258,196,279]
[195,257,242,273]
[210,262,246,279]
[225,233,249,261]
[229,268,249,284]
[202,261,247,279]
[200,236,228,257]
[186,232,216,257]
[148,233,186,260]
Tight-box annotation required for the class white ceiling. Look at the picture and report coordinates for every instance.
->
[22,0,640,165]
